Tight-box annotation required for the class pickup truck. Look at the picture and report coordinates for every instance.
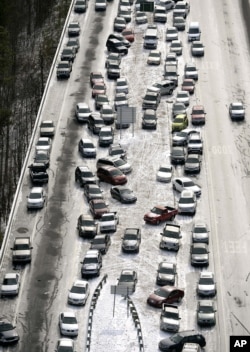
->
[99,212,119,233]
[28,163,48,184]
[144,205,178,225]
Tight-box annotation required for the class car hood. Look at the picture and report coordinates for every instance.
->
[1,284,18,291]
[158,273,174,281]
[123,240,138,246]
[1,329,19,339]
[198,284,215,292]
[192,254,208,261]
[122,193,136,201]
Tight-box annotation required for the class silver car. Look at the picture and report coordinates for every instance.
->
[197,300,216,326]
[27,187,45,209]
[178,190,197,215]
[197,272,216,297]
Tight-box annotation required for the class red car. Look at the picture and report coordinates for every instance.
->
[90,72,104,87]
[122,28,135,42]
[147,286,184,308]
[97,166,127,185]
[191,105,206,125]
[144,205,178,225]
[181,79,195,95]
[92,83,106,98]
[89,199,109,219]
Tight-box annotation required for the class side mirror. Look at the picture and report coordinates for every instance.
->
[30,247,34,250]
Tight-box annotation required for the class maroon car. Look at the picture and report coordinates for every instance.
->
[90,71,104,87]
[92,83,106,98]
[89,199,109,219]
[97,166,127,185]
[122,28,135,42]
[147,286,184,308]
[181,79,195,95]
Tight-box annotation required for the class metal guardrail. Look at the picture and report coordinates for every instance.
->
[0,0,75,269]
[127,296,145,352]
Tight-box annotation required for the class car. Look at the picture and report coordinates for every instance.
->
[184,63,198,80]
[95,94,109,110]
[60,46,76,62]
[78,138,96,158]
[118,6,132,22]
[84,184,103,202]
[229,102,245,121]
[147,286,184,308]
[148,80,176,96]
[142,91,161,110]
[56,61,72,79]
[173,0,190,18]
[90,72,104,87]
[172,102,186,118]
[107,34,131,48]
[28,163,48,184]
[117,269,137,293]
[97,166,127,185]
[170,146,186,164]
[110,186,137,203]
[67,37,80,52]
[116,77,129,94]
[34,150,50,168]
[184,153,201,174]
[11,237,33,264]
[81,249,102,277]
[165,52,178,65]
[89,199,110,219]
[135,11,148,24]
[191,105,206,125]
[173,16,186,30]
[172,114,188,132]
[74,0,88,13]
[120,0,131,9]
[40,120,55,137]
[178,190,197,215]
[197,271,216,297]
[97,157,132,174]
[56,338,74,352]
[147,50,161,65]
[166,27,178,41]
[95,0,107,11]
[100,104,115,124]
[68,280,90,306]
[90,234,111,254]
[75,102,92,123]
[114,92,128,110]
[106,38,128,55]
[107,60,121,79]
[160,223,182,251]
[159,0,175,10]
[197,300,216,326]
[27,187,45,209]
[164,64,179,86]
[113,16,126,32]
[192,222,209,243]
[142,109,157,129]
[98,126,114,147]
[190,243,209,266]
[68,21,80,36]
[170,40,183,55]
[109,143,127,160]
[35,137,51,152]
[75,166,96,187]
[173,177,201,196]
[144,205,178,225]
[182,78,195,94]
[191,41,205,57]
[187,133,203,154]
[1,273,20,296]
[154,5,167,23]
[159,330,206,352]
[0,319,19,345]
[156,262,176,286]
[176,90,190,106]
[156,164,173,182]
[121,228,141,253]
[77,214,98,238]
[92,82,106,98]
[172,128,197,146]
[160,304,180,332]
[105,52,122,68]
[122,28,135,42]
[59,312,78,336]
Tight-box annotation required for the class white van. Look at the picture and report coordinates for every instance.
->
[143,27,158,49]
[188,22,201,41]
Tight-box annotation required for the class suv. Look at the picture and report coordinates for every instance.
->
[77,214,98,238]
[56,61,72,79]
[106,60,121,79]
[0,320,19,345]
[142,91,161,110]
[88,114,105,134]
[117,269,138,294]
[106,38,128,55]
[96,157,132,174]
[100,104,115,124]
[160,304,180,332]
[78,138,96,158]
[80,249,102,278]
[187,133,203,154]
[75,166,96,187]
[178,190,197,215]
[98,126,114,147]
[11,237,33,264]
[148,80,176,95]
[28,163,48,184]
[60,46,76,62]
[160,224,182,251]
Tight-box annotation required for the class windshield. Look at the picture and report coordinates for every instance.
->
[115,96,126,102]
[110,169,123,176]
[174,117,184,123]
[41,122,53,128]
[62,316,77,324]
[0,323,14,332]
[194,226,207,233]
[192,247,207,254]
[92,238,105,244]
[29,193,41,199]
[150,52,160,57]
[84,257,98,264]
[154,288,168,297]
[93,203,106,209]
[37,140,49,146]
[183,180,195,187]
[151,207,162,214]
[71,285,85,294]
[82,171,93,177]
[159,267,173,274]
[186,157,198,163]
[199,277,213,285]
[159,167,171,172]
[124,234,137,240]
[3,278,17,285]
[179,197,194,204]
[81,220,94,226]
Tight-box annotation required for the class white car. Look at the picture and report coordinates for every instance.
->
[75,102,92,123]
[192,222,209,243]
[178,190,197,215]
[114,92,128,110]
[176,90,190,106]
[68,280,90,306]
[135,11,148,24]
[116,77,129,94]
[197,271,216,297]
[56,338,74,352]
[59,312,79,336]
[166,27,178,41]
[160,304,180,332]
[229,102,245,121]
[1,273,20,296]
[35,137,51,152]
[156,165,172,182]
[191,41,205,57]
[27,187,45,209]
[173,177,201,196]
[170,40,182,55]
[40,120,55,137]
[147,50,162,65]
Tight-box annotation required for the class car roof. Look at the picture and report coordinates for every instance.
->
[121,269,135,275]
[180,190,195,197]
[31,187,43,193]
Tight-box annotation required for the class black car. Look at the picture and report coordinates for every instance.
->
[60,47,76,62]
[106,38,128,55]
[84,184,103,202]
[77,214,98,238]
[159,330,206,352]
[28,163,48,184]
[107,33,131,48]
[0,320,19,345]
[75,166,96,187]
[90,234,111,254]
[110,186,137,203]
[184,153,201,174]
[170,147,186,165]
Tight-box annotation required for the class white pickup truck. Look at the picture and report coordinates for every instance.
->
[99,212,119,233]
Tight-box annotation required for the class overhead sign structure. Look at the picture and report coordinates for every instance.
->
[140,1,154,12]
